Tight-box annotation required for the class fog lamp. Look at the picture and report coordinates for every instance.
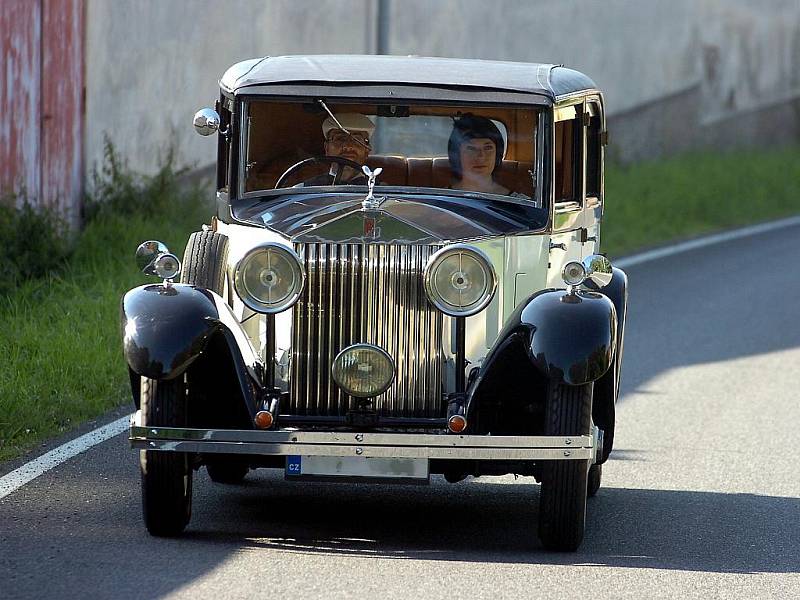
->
[331,344,395,398]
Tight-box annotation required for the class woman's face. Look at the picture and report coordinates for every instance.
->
[459,137,497,177]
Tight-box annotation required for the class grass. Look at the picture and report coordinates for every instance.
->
[0,152,212,462]
[601,145,800,257]
[1,145,799,463]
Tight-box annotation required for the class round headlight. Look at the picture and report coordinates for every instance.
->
[234,243,305,314]
[562,261,587,286]
[332,344,395,398]
[424,245,497,317]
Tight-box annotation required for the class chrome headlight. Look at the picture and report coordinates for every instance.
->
[424,245,497,317]
[234,243,305,313]
[332,344,395,398]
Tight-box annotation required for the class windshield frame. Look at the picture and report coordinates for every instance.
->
[236,95,549,210]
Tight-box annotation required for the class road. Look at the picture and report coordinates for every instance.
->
[2,223,799,599]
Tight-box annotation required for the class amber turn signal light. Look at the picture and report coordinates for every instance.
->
[254,410,274,429]
[448,414,467,433]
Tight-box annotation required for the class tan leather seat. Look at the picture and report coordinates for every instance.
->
[407,157,435,188]
[251,154,533,195]
[365,156,408,186]
[408,157,533,193]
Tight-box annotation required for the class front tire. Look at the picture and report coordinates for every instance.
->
[181,230,229,295]
[587,463,602,497]
[538,382,592,551]
[140,377,193,536]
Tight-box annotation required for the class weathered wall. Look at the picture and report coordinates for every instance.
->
[1,0,84,225]
[384,0,800,162]
[85,0,377,177]
[84,0,800,180]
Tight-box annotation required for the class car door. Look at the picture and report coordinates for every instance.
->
[546,101,585,288]
[582,97,605,258]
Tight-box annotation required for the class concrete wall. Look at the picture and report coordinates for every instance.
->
[85,0,377,177]
[384,0,800,162]
[85,0,800,180]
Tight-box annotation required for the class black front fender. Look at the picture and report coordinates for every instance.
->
[469,288,617,408]
[465,288,617,433]
[121,283,262,383]
[523,289,617,385]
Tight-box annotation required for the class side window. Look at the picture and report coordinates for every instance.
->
[586,103,602,199]
[554,109,582,203]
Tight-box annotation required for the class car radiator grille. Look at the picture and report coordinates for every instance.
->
[290,243,445,418]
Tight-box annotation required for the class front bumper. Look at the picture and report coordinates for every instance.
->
[130,412,600,462]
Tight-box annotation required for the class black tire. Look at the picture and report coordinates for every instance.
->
[181,230,229,294]
[587,463,602,498]
[538,382,592,552]
[140,377,193,536]
[206,457,249,484]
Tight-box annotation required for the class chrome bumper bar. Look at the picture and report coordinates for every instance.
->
[130,414,599,462]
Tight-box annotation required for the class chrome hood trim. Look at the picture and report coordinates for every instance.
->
[233,192,546,244]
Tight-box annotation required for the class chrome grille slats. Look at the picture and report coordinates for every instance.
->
[291,242,444,418]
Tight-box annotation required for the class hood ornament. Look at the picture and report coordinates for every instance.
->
[361,166,384,210]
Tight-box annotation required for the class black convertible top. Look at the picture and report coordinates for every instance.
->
[220,55,596,102]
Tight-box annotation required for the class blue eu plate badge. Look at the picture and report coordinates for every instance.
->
[286,455,302,476]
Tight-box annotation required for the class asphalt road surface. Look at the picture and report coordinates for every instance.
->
[2,224,799,599]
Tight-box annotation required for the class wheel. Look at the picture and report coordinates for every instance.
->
[587,463,602,497]
[538,382,592,551]
[140,377,193,536]
[206,457,249,484]
[275,155,364,188]
[181,230,229,294]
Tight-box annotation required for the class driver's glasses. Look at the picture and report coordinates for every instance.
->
[326,131,371,148]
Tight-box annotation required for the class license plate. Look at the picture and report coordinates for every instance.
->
[285,455,429,482]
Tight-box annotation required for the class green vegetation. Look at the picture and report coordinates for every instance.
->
[1,145,799,462]
[602,145,800,257]
[0,144,212,462]
[0,201,71,297]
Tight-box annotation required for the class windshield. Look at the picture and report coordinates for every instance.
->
[241,100,542,204]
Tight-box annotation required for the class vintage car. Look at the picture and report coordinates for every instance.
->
[123,55,627,551]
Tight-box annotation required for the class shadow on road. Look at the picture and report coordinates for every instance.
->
[183,472,799,575]
[619,225,800,398]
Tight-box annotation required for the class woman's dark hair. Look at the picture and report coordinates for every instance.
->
[448,114,505,179]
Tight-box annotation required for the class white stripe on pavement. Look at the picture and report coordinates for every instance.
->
[1,214,799,500]
[614,215,800,268]
[0,416,130,500]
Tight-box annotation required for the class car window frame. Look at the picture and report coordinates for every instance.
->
[234,95,547,209]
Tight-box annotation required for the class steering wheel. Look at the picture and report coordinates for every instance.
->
[275,155,365,189]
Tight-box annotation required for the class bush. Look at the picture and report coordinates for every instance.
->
[0,198,71,297]
[83,138,194,223]
[0,140,206,299]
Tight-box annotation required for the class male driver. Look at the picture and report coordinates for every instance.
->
[304,113,375,185]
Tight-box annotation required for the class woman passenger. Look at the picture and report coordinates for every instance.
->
[448,114,511,195]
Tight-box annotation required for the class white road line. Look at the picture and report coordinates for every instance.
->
[0,416,130,500]
[1,213,799,500]
[614,215,800,268]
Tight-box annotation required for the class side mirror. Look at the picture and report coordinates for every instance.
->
[582,254,613,288]
[193,108,220,136]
